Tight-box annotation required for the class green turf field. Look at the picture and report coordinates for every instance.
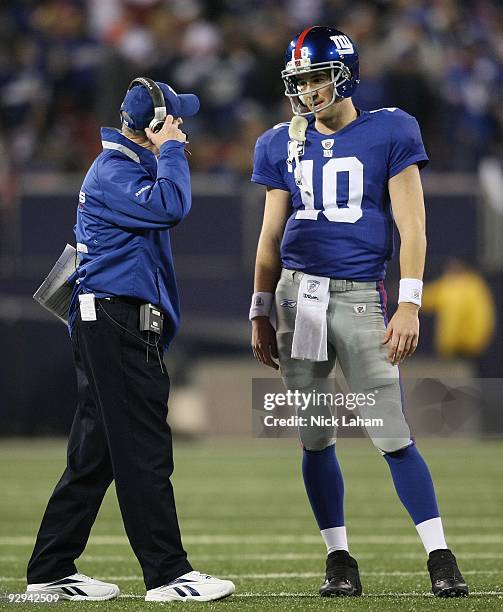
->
[1,438,502,611]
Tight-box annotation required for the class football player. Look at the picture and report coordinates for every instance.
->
[250,26,468,598]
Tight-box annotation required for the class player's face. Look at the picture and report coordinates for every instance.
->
[296,70,336,114]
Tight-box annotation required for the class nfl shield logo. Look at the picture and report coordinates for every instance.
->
[307,280,320,293]
[321,139,334,150]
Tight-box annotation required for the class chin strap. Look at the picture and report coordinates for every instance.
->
[288,115,310,195]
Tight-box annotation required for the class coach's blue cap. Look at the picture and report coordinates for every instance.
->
[120,81,200,131]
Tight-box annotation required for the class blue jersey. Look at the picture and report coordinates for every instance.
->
[68,127,191,348]
[251,108,428,280]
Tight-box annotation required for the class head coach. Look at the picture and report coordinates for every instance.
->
[25,78,235,603]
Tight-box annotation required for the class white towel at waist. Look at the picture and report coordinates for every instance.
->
[291,274,330,361]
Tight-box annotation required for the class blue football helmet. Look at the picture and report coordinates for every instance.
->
[282,26,360,116]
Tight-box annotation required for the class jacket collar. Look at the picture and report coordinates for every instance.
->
[100,127,157,174]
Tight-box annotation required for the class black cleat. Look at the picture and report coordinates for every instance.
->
[319,550,362,597]
[427,549,469,597]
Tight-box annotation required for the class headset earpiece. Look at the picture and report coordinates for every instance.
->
[149,115,166,133]
[149,121,164,133]
[126,77,166,132]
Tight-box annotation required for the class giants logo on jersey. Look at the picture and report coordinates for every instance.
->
[321,139,334,158]
[329,35,354,55]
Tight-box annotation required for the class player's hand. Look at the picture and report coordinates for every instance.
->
[251,317,279,370]
[382,303,419,365]
[145,115,186,148]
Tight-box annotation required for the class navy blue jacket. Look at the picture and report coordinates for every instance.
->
[68,127,191,348]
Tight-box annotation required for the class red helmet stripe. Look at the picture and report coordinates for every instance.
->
[294,26,314,59]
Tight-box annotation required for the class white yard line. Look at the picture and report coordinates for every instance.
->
[3,551,502,562]
[8,517,501,529]
[117,591,503,599]
[173,518,503,528]
[2,534,503,546]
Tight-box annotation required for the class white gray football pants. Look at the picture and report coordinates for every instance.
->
[275,269,411,453]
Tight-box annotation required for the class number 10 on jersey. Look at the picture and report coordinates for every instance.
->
[296,156,363,223]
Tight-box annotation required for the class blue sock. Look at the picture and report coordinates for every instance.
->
[384,443,440,525]
[302,444,344,530]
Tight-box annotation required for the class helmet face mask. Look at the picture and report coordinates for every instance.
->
[282,26,359,116]
[282,64,352,116]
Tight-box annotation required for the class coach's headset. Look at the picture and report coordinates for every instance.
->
[121,77,167,133]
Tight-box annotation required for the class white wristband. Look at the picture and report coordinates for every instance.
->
[398,278,423,307]
[249,292,274,320]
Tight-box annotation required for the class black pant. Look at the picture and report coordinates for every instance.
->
[27,298,192,589]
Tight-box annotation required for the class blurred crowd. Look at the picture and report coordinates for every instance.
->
[0,0,502,178]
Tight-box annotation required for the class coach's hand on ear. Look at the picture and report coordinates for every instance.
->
[145,115,186,148]
[252,317,279,370]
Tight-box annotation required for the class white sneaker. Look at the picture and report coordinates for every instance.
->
[27,573,120,601]
[145,570,235,602]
